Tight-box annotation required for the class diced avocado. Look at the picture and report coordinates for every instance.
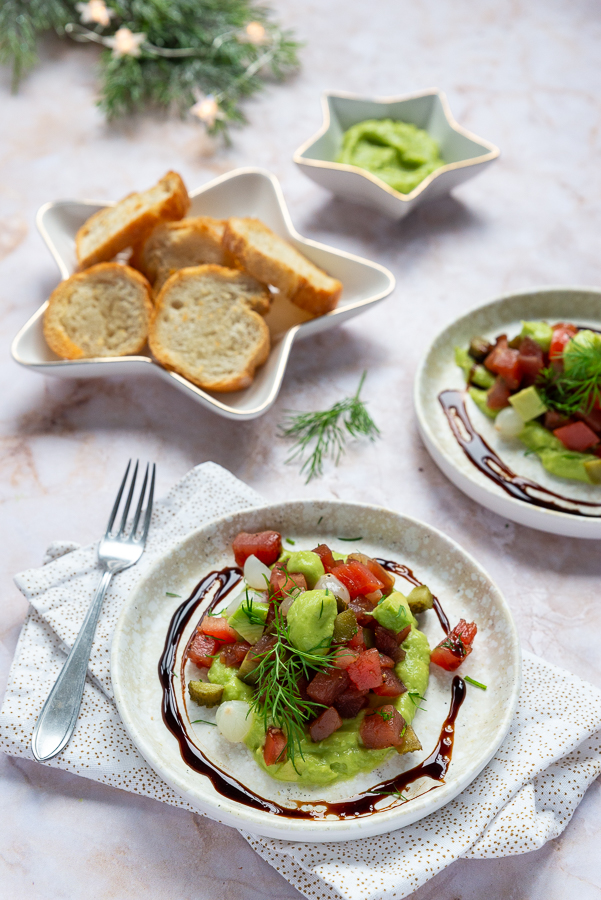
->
[188,680,223,707]
[287,589,337,655]
[585,458,601,485]
[519,421,564,453]
[227,597,269,644]
[333,609,358,643]
[406,584,434,614]
[468,386,499,419]
[519,320,553,351]
[396,724,422,755]
[539,448,596,483]
[284,551,325,588]
[208,657,254,701]
[509,385,547,422]
[454,347,495,389]
[372,591,416,633]
[332,551,347,561]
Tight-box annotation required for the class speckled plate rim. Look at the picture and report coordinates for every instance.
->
[293,89,500,203]
[111,499,521,841]
[414,285,601,539]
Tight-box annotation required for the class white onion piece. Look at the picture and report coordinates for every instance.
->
[243,554,272,590]
[494,406,524,439]
[314,573,350,605]
[280,594,297,616]
[215,701,254,742]
[225,588,267,618]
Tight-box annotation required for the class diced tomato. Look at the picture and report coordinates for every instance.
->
[333,561,385,599]
[360,705,405,749]
[332,646,361,668]
[309,707,343,742]
[377,653,395,669]
[186,631,216,668]
[307,668,350,705]
[549,323,578,361]
[486,377,511,410]
[334,687,369,718]
[431,619,478,671]
[200,615,238,644]
[372,669,407,697]
[263,726,287,766]
[348,625,366,650]
[269,564,307,601]
[347,553,395,593]
[484,337,522,390]
[347,648,383,691]
[544,410,570,431]
[312,543,338,573]
[220,640,251,668]
[232,531,281,567]
[553,421,599,452]
[517,336,545,385]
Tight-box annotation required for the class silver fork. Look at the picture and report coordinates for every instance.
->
[31,460,155,763]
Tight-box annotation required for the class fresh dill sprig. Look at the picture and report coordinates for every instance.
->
[191,719,217,726]
[279,372,380,482]
[248,605,337,768]
[408,691,427,711]
[166,592,181,597]
[368,787,408,801]
[537,332,601,415]
[241,591,267,625]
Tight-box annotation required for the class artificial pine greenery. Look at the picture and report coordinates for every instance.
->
[0,0,299,134]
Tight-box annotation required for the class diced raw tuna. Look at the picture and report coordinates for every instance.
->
[348,625,366,650]
[312,543,339,573]
[347,553,395,593]
[309,707,343,742]
[377,653,395,669]
[372,669,407,697]
[307,668,350,705]
[486,377,511,410]
[334,561,386,599]
[232,531,282,567]
[220,640,251,668]
[517,336,545,385]
[347,648,383,691]
[553,421,599,452]
[545,410,570,431]
[348,595,378,627]
[263,726,287,765]
[577,406,601,434]
[334,687,369,718]
[200,615,238,644]
[374,625,405,663]
[484,337,522,390]
[269,564,307,601]
[187,631,217,668]
[360,705,406,749]
[333,646,361,668]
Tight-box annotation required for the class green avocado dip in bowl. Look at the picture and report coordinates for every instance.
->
[336,119,445,195]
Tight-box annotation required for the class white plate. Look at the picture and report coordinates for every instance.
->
[111,500,520,841]
[294,90,499,219]
[11,168,394,420]
[415,286,601,539]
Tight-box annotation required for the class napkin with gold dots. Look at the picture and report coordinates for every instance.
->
[1,462,601,900]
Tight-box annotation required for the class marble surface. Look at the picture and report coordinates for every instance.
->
[1,0,601,897]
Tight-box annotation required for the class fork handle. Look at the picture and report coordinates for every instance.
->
[31,568,113,762]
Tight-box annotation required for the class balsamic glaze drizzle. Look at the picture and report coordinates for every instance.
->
[377,558,450,634]
[439,389,601,518]
[159,561,462,819]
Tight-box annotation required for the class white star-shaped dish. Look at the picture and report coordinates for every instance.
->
[294,90,499,218]
[11,168,394,420]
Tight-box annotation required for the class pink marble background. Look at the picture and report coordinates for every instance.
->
[1,0,600,896]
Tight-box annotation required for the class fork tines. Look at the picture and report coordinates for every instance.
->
[106,460,155,542]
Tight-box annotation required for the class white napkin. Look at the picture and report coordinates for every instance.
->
[1,462,601,900]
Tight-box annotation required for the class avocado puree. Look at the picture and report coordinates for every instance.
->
[337,119,445,194]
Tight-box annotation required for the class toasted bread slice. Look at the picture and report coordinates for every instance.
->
[222,217,342,316]
[149,265,270,392]
[43,263,153,359]
[131,216,232,297]
[76,171,190,269]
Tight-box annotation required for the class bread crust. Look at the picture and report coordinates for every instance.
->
[149,264,270,392]
[222,217,342,316]
[43,262,153,359]
[76,171,190,269]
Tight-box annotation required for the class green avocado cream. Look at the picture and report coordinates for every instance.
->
[230,621,430,786]
[337,119,445,194]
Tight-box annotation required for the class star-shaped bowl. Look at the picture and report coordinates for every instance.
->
[11,168,394,420]
[294,90,499,218]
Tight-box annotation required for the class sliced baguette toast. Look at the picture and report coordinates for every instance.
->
[149,265,271,392]
[43,263,153,359]
[76,171,190,269]
[222,217,342,316]
[131,216,229,296]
